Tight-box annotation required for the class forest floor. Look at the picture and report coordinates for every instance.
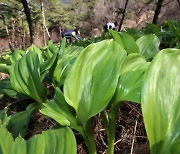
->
[0,73,150,154]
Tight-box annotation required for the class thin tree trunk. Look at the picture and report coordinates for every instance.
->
[23,29,26,48]
[18,27,25,49]
[41,0,51,46]
[11,20,15,48]
[20,0,34,44]
[20,19,26,49]
[59,27,62,41]
[2,15,14,51]
[42,25,46,46]
[152,0,164,24]
[118,0,129,31]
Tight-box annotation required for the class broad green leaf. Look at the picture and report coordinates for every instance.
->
[0,78,27,99]
[0,54,11,64]
[53,46,83,86]
[40,47,58,78]
[0,109,10,125]
[39,42,59,80]
[10,51,47,104]
[64,39,127,125]
[7,104,37,138]
[63,45,84,55]
[40,88,77,127]
[48,40,58,54]
[110,30,139,54]
[40,40,59,59]
[0,125,77,154]
[0,64,10,73]
[113,53,149,104]
[59,37,66,55]
[0,125,14,154]
[142,49,180,154]
[136,34,160,61]
[119,32,139,54]
[28,45,44,64]
[42,40,59,59]
[109,30,124,48]
[10,50,25,64]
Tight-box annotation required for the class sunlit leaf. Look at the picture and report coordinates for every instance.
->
[40,88,77,127]
[110,30,139,54]
[119,32,139,54]
[0,64,10,73]
[9,50,25,64]
[113,53,149,104]
[40,48,58,80]
[59,37,66,55]
[64,39,127,125]
[0,125,77,154]
[53,46,83,86]
[136,34,160,61]
[10,51,47,104]
[142,48,180,153]
[109,30,124,48]
[27,45,44,64]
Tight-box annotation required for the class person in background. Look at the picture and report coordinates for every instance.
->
[103,21,118,32]
[61,29,80,43]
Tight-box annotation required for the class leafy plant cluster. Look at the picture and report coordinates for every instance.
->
[71,20,180,50]
[0,28,179,154]
[125,20,180,49]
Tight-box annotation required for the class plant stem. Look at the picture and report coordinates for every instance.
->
[100,111,109,134]
[75,119,97,154]
[85,129,97,154]
[85,119,97,154]
[107,106,119,154]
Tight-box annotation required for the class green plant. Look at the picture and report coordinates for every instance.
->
[41,39,127,153]
[0,30,179,154]
[101,53,149,154]
[0,104,36,138]
[109,30,160,61]
[141,48,180,154]
[0,125,77,154]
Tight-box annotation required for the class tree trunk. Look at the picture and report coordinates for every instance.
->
[11,20,15,48]
[42,25,46,46]
[118,0,129,31]
[59,27,62,41]
[152,0,164,24]
[20,19,26,49]
[20,0,34,44]
[1,15,14,51]
[41,0,51,46]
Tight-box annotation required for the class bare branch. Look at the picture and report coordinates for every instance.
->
[118,0,129,31]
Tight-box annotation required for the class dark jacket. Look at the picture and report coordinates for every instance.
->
[61,30,75,38]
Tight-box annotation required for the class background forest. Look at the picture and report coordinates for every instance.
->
[0,0,179,52]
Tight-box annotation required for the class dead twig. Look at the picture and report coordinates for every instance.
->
[130,119,138,154]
